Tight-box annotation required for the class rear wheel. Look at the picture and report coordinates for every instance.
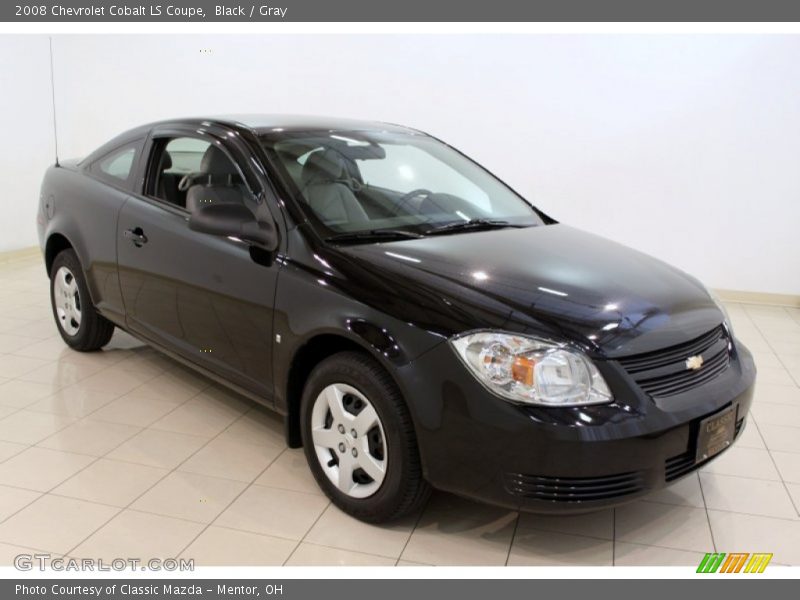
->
[301,352,430,523]
[49,249,114,351]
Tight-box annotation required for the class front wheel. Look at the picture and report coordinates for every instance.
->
[50,249,114,351]
[300,352,430,523]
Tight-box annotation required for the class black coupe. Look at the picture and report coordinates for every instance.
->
[37,115,755,522]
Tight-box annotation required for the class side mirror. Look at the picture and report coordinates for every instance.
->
[189,203,278,251]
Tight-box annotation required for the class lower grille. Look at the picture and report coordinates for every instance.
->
[664,453,697,482]
[618,325,732,398]
[503,471,645,502]
[665,417,744,482]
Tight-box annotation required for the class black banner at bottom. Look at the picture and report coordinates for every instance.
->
[1,579,795,600]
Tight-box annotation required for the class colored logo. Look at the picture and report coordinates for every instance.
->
[697,552,773,573]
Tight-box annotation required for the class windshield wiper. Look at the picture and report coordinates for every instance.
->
[425,219,529,236]
[325,229,424,244]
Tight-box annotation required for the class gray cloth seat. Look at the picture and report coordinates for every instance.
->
[185,146,245,213]
[301,150,369,224]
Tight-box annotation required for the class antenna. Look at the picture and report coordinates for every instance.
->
[48,36,59,167]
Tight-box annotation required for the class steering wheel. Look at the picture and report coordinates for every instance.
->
[395,188,433,213]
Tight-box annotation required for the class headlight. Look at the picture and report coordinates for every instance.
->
[450,332,613,407]
[709,291,734,335]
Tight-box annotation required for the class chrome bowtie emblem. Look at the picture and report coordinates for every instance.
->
[685,355,704,371]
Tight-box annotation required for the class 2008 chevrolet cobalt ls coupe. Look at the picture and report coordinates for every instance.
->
[37,115,755,522]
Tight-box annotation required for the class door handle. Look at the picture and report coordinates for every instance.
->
[124,227,148,247]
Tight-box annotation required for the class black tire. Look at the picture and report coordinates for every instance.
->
[49,249,114,351]
[300,351,431,523]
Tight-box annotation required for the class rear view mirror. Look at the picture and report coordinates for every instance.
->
[189,203,278,251]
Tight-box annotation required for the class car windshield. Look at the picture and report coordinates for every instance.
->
[260,129,544,240]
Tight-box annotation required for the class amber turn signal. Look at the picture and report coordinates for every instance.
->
[511,356,536,386]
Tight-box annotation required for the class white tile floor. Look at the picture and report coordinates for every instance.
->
[0,253,799,566]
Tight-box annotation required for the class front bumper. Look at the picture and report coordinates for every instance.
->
[396,336,756,513]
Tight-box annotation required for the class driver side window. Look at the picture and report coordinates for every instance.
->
[147,136,250,213]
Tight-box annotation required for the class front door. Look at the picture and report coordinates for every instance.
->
[116,130,280,401]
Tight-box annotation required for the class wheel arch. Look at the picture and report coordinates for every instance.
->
[44,232,76,276]
[283,330,407,449]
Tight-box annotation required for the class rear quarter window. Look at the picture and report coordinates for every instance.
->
[88,142,142,188]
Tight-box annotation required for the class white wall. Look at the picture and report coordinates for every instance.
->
[2,34,798,295]
[0,36,56,252]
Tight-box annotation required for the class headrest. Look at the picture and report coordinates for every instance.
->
[159,151,172,170]
[200,145,237,176]
[301,149,348,185]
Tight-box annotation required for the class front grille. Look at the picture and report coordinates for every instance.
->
[664,416,744,482]
[503,471,645,502]
[618,325,731,398]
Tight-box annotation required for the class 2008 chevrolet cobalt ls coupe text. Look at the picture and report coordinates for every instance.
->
[37,116,755,522]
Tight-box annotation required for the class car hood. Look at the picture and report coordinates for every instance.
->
[336,224,723,358]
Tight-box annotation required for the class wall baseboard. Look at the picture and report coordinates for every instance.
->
[713,288,800,308]
[0,246,40,264]
[0,246,797,307]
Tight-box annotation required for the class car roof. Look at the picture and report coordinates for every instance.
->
[197,114,421,135]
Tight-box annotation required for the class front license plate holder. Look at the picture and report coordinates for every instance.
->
[696,404,737,463]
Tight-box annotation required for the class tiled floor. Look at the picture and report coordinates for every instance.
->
[0,253,799,566]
